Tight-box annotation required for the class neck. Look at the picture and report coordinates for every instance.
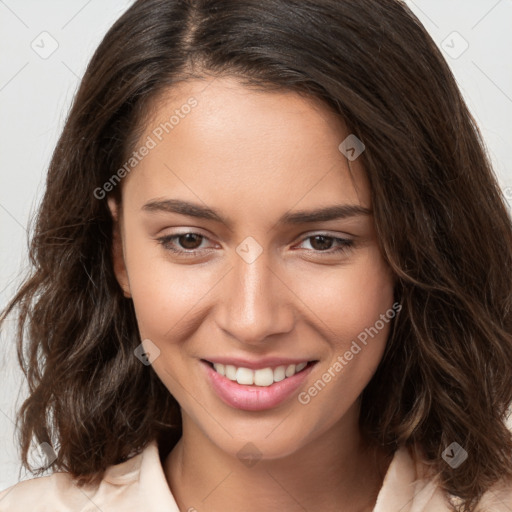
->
[164,404,392,512]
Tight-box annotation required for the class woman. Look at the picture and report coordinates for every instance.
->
[1,0,511,511]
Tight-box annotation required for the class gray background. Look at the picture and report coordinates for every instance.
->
[1,0,511,489]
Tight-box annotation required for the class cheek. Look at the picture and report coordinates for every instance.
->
[297,248,395,346]
[123,240,216,403]
[123,233,217,340]
[296,250,395,414]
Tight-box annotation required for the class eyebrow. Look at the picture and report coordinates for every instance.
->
[142,198,372,227]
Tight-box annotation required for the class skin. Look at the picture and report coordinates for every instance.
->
[109,76,395,512]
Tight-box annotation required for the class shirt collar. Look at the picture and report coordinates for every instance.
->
[103,440,453,511]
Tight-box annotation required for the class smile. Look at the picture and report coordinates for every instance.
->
[209,361,310,387]
[202,359,318,411]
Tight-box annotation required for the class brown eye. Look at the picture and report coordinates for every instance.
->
[157,232,211,255]
[178,233,203,250]
[309,235,335,251]
[297,234,354,256]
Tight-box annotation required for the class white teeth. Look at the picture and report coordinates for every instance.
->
[236,367,254,385]
[225,364,237,380]
[212,362,310,386]
[273,365,286,382]
[295,362,307,372]
[213,363,225,376]
[254,368,274,386]
[285,364,296,377]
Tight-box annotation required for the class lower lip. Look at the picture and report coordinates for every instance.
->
[202,361,316,411]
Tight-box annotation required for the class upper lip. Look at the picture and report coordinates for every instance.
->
[202,357,317,370]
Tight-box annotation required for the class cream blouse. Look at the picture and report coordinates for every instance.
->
[0,440,511,511]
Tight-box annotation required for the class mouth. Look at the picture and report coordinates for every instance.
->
[201,358,318,411]
[202,360,318,387]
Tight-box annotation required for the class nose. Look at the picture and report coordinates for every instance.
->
[215,244,295,345]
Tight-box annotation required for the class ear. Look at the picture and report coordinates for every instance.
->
[107,196,132,298]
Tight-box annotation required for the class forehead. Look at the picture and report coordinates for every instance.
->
[120,76,371,219]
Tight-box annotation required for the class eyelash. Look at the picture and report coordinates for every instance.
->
[156,232,354,257]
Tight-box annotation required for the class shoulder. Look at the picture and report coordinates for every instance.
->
[0,471,95,511]
[0,440,178,512]
[375,444,512,512]
[472,477,512,512]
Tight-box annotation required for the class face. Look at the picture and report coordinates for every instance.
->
[109,76,395,461]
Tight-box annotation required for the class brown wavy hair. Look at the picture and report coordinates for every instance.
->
[1,0,511,510]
